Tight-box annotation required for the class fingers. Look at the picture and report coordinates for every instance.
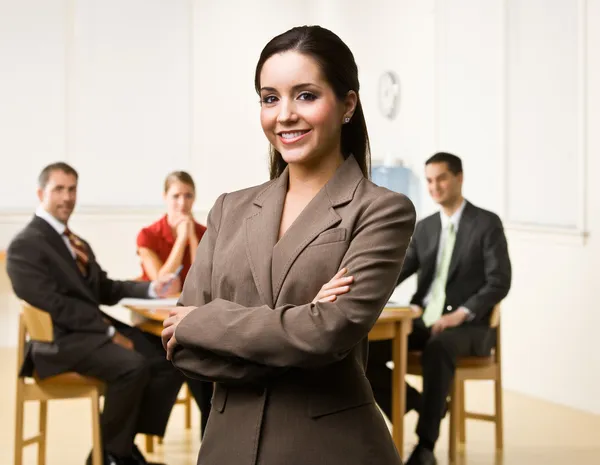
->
[317,294,337,303]
[321,276,354,291]
[431,321,445,336]
[319,285,351,299]
[166,336,177,361]
[161,325,174,351]
[332,267,348,280]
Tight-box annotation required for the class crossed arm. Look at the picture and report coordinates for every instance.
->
[162,192,415,383]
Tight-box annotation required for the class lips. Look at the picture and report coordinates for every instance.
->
[278,129,311,144]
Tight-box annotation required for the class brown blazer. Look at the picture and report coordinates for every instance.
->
[173,155,416,465]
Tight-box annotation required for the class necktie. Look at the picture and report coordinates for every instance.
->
[423,222,456,326]
[64,228,89,276]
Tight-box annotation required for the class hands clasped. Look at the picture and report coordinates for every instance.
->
[161,306,196,360]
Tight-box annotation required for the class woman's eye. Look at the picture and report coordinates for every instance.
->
[261,95,277,105]
[298,92,317,101]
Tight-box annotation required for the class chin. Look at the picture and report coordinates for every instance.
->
[279,149,312,165]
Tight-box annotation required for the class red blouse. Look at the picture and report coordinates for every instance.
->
[136,214,206,284]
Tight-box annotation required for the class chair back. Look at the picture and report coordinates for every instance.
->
[489,303,501,328]
[22,302,54,343]
[17,302,55,375]
[489,303,502,366]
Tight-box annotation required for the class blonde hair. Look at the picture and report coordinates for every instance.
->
[164,171,195,193]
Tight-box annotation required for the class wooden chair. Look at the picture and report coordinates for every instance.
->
[407,304,503,463]
[14,303,104,465]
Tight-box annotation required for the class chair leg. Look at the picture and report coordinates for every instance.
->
[38,400,48,465]
[494,377,504,450]
[14,381,25,465]
[145,435,154,453]
[458,380,466,445]
[448,378,460,463]
[184,384,192,430]
[158,437,164,445]
[90,389,103,465]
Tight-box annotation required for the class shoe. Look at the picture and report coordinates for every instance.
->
[85,449,124,465]
[406,445,437,465]
[129,444,166,465]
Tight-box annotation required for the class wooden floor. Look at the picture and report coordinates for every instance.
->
[1,348,598,465]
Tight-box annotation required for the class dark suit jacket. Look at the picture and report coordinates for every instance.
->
[397,200,511,325]
[6,215,150,378]
[170,156,416,465]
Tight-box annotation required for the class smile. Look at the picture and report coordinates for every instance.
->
[278,130,311,144]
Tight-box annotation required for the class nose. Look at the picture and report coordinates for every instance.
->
[277,99,298,124]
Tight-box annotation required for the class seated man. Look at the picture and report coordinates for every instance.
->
[366,152,512,465]
[6,162,186,465]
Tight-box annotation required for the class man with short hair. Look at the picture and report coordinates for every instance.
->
[7,162,183,465]
[367,152,512,465]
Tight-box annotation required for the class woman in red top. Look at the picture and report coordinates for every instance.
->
[137,171,207,292]
[136,170,212,437]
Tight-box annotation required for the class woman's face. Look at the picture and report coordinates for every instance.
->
[259,51,355,169]
[164,180,195,217]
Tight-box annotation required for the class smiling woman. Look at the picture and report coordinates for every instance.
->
[162,25,416,465]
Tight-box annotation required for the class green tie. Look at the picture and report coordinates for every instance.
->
[423,222,456,326]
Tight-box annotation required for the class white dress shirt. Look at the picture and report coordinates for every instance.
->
[35,206,76,258]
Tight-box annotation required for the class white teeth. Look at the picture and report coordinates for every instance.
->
[281,131,306,139]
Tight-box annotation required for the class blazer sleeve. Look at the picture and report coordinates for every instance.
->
[396,221,420,285]
[174,191,416,368]
[172,193,285,383]
[6,237,109,334]
[462,214,512,320]
[88,246,150,305]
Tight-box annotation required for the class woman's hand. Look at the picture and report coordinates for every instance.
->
[312,268,354,304]
[175,216,192,240]
[162,306,196,360]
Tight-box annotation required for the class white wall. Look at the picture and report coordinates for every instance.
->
[1,0,599,414]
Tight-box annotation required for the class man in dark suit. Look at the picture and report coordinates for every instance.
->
[366,152,512,465]
[7,162,185,465]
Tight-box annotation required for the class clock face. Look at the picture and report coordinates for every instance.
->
[378,71,400,119]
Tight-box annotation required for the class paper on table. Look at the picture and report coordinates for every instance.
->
[119,297,179,309]
[384,300,408,308]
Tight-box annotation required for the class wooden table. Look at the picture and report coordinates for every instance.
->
[370,307,416,457]
[123,301,416,457]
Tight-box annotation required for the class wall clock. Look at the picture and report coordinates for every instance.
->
[378,71,400,120]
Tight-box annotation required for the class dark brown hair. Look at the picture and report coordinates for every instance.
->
[254,25,371,180]
[38,162,78,189]
[164,171,195,193]
[426,152,463,175]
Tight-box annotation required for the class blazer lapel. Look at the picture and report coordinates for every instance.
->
[245,176,287,308]
[30,216,97,302]
[447,201,475,282]
[421,215,442,286]
[271,156,362,304]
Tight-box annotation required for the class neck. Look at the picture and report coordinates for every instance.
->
[287,152,344,197]
[441,196,464,217]
[39,206,68,226]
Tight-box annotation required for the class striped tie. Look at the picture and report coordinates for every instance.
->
[64,228,89,276]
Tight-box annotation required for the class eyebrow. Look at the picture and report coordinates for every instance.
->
[260,83,322,93]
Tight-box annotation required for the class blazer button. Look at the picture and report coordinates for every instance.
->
[446,305,453,311]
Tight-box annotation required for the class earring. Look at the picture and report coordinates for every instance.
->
[344,116,351,124]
